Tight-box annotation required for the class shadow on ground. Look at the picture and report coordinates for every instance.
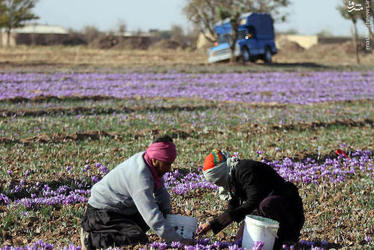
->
[266,62,330,69]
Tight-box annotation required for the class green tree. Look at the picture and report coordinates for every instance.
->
[183,0,289,62]
[0,0,39,46]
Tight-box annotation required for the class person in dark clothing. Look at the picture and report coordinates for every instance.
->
[197,149,304,250]
[81,135,194,250]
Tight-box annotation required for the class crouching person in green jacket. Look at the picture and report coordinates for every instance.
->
[81,135,194,249]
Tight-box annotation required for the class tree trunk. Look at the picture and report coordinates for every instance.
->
[6,30,11,47]
[229,31,238,63]
[353,22,360,65]
[364,22,374,41]
[229,17,240,63]
[230,43,236,63]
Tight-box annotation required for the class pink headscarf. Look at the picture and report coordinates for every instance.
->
[144,141,177,190]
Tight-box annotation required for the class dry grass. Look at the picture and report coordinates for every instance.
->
[274,42,374,66]
[0,44,373,71]
[0,46,206,68]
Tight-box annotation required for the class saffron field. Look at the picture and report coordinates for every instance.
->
[0,70,373,249]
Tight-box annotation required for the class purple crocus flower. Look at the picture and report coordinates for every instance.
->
[91,176,100,183]
[171,241,183,248]
[0,193,10,205]
[25,169,31,177]
[252,241,264,250]
[82,165,91,172]
[99,165,109,174]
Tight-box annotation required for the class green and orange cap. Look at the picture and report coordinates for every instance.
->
[203,148,227,171]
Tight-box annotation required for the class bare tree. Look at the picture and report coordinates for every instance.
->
[170,24,184,45]
[117,19,127,36]
[183,0,289,62]
[82,25,102,44]
[183,0,224,43]
[355,0,373,41]
[0,0,39,46]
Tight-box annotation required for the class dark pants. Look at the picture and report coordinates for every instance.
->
[81,204,149,250]
[257,184,305,250]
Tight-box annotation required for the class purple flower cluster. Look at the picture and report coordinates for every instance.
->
[1,150,372,209]
[265,149,373,184]
[13,188,89,208]
[149,238,242,250]
[0,163,111,208]
[0,238,335,250]
[3,181,90,208]
[0,240,79,250]
[164,171,217,195]
[1,71,373,104]
[161,149,373,196]
[147,239,331,250]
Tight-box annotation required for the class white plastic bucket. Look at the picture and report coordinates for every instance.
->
[166,214,198,239]
[242,215,279,250]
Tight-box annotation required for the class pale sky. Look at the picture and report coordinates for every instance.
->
[34,0,369,36]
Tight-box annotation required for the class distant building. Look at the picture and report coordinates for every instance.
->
[0,24,69,47]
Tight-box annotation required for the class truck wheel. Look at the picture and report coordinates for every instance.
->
[241,47,251,62]
[264,48,272,64]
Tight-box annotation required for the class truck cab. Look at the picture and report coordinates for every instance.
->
[208,12,277,64]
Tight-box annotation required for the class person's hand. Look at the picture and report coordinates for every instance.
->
[180,238,195,246]
[196,222,211,236]
[216,211,232,227]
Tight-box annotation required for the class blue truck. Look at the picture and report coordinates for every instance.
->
[208,12,277,64]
